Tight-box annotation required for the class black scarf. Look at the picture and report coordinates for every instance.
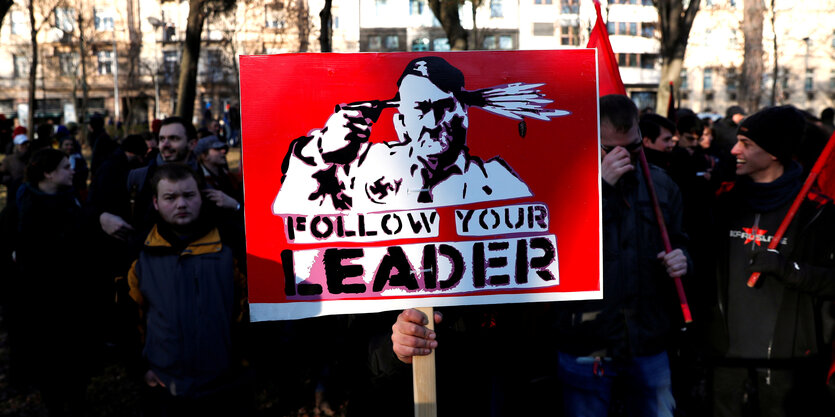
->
[735,161,803,212]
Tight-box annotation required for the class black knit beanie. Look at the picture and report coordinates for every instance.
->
[737,105,804,164]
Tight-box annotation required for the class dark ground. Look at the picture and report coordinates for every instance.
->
[0,307,351,417]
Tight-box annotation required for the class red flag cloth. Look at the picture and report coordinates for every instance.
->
[815,131,835,200]
[587,0,626,96]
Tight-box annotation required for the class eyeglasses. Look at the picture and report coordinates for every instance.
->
[601,140,642,154]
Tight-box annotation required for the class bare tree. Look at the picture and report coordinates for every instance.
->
[25,0,63,130]
[654,0,699,112]
[175,0,208,122]
[0,0,13,32]
[428,0,468,50]
[174,0,236,123]
[471,0,483,49]
[318,0,332,52]
[769,0,778,106]
[740,0,764,112]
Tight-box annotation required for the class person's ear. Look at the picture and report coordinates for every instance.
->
[642,137,652,147]
[153,195,159,211]
[188,138,197,151]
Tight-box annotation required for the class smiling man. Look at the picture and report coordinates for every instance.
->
[709,105,835,417]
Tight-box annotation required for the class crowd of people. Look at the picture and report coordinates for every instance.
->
[0,92,834,417]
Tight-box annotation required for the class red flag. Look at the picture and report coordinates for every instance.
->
[587,0,626,96]
[815,131,835,200]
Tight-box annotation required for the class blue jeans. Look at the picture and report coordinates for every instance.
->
[558,351,675,417]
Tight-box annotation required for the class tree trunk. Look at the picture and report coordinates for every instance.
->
[318,0,332,52]
[78,7,90,145]
[740,0,764,112]
[0,0,13,32]
[428,0,468,50]
[297,0,310,52]
[27,0,38,130]
[175,0,206,123]
[654,0,699,112]
[770,0,778,106]
[471,0,480,49]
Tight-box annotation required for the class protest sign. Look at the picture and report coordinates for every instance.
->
[240,50,601,321]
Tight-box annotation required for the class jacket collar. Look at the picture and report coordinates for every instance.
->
[144,224,223,256]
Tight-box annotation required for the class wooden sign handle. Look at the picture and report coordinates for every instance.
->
[412,306,437,417]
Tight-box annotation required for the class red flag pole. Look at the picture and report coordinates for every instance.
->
[747,130,835,287]
[637,147,693,323]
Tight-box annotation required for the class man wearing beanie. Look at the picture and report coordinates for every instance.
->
[707,105,835,416]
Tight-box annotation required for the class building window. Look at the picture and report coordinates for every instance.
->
[205,49,224,82]
[491,0,503,17]
[499,35,513,49]
[533,22,554,36]
[412,38,430,51]
[832,30,835,48]
[433,38,450,51]
[607,22,615,35]
[412,38,429,52]
[618,22,626,34]
[11,10,27,35]
[483,35,496,50]
[534,0,553,4]
[97,50,113,75]
[163,51,179,83]
[726,67,738,92]
[265,3,285,29]
[94,9,114,31]
[617,53,638,67]
[561,0,579,14]
[13,55,28,78]
[55,7,75,32]
[368,35,382,51]
[640,54,657,69]
[830,69,835,90]
[704,68,713,90]
[385,35,399,49]
[680,70,688,89]
[642,22,656,38]
[641,0,652,5]
[561,25,580,46]
[375,0,387,16]
[59,52,79,76]
[163,24,177,42]
[629,22,637,36]
[409,0,424,15]
[805,69,814,91]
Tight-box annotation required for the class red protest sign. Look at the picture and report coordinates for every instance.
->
[240,50,601,321]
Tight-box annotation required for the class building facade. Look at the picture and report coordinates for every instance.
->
[1,0,833,130]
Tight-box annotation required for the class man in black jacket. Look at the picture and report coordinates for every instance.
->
[709,105,835,417]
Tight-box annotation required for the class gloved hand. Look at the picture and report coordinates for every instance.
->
[745,249,802,288]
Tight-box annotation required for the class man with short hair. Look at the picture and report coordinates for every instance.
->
[128,163,249,415]
[708,105,835,417]
[554,94,689,417]
[713,105,746,157]
[0,134,29,206]
[640,113,677,170]
[194,135,241,211]
[99,116,198,242]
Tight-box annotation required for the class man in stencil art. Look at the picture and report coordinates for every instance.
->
[274,56,569,214]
